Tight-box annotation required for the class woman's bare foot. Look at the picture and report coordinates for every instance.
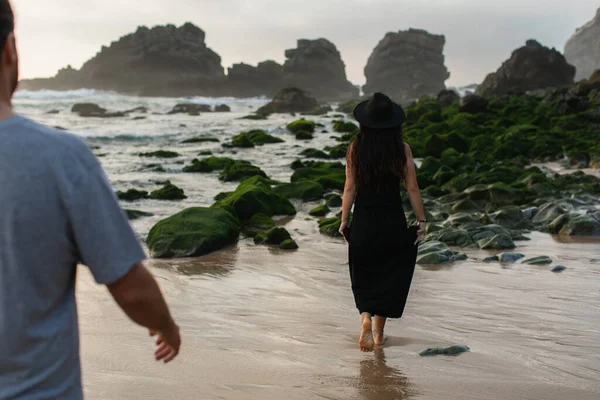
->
[373,330,387,346]
[359,314,374,352]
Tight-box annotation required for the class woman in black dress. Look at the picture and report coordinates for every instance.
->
[339,93,426,352]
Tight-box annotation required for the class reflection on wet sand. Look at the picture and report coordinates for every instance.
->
[357,348,417,400]
[148,246,239,277]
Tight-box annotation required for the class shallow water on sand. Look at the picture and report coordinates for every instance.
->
[15,91,600,399]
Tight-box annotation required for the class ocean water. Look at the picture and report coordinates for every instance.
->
[12,89,600,400]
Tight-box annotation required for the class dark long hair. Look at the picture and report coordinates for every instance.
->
[347,125,407,193]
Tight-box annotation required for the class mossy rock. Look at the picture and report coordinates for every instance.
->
[182,157,235,173]
[287,119,316,133]
[558,214,600,237]
[523,256,553,265]
[254,227,292,245]
[309,204,331,217]
[117,189,148,201]
[424,227,476,248]
[424,134,446,158]
[181,137,219,144]
[232,130,284,147]
[301,148,330,159]
[139,150,180,158]
[417,241,468,264]
[476,234,515,250]
[451,198,482,214]
[295,130,314,140]
[212,176,296,221]
[219,161,268,182]
[243,213,275,238]
[143,164,166,173]
[318,217,342,237]
[147,207,240,258]
[325,194,342,207]
[302,105,333,116]
[149,184,187,200]
[333,120,358,133]
[273,181,325,202]
[327,143,348,159]
[291,165,346,191]
[280,239,299,250]
[124,209,154,220]
[198,150,213,156]
[241,114,268,120]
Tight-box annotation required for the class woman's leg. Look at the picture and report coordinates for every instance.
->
[359,312,374,352]
[373,315,387,345]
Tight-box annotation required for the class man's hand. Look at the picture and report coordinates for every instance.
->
[150,322,181,363]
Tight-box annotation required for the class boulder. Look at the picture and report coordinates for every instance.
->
[242,213,275,238]
[300,148,330,159]
[424,227,476,248]
[124,209,154,220]
[214,104,231,112]
[532,202,574,225]
[523,256,553,265]
[417,241,468,264]
[273,181,325,202]
[117,189,148,201]
[558,214,600,236]
[231,130,283,147]
[564,7,600,81]
[490,206,534,230]
[309,204,330,217]
[363,29,450,101]
[181,136,219,144]
[168,103,211,115]
[139,150,180,158]
[282,38,358,101]
[149,183,187,200]
[147,207,240,258]
[477,40,576,97]
[437,89,460,107]
[219,161,268,182]
[287,119,316,133]
[318,217,342,237]
[254,227,292,245]
[256,88,319,115]
[333,120,359,133]
[477,234,515,250]
[498,253,525,263]
[291,164,346,191]
[279,239,299,250]
[325,194,343,207]
[551,265,567,273]
[212,176,296,221]
[182,157,234,173]
[295,131,314,140]
[459,94,488,113]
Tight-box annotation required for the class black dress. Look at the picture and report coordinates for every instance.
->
[348,181,418,318]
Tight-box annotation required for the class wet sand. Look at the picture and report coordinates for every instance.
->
[77,231,600,400]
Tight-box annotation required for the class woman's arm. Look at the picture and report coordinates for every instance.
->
[340,144,357,233]
[403,144,426,241]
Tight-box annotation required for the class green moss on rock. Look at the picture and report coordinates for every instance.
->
[287,119,316,133]
[333,120,358,133]
[309,204,330,217]
[273,181,325,202]
[149,183,187,200]
[117,189,148,201]
[295,130,314,140]
[212,176,296,221]
[139,150,180,158]
[147,207,240,258]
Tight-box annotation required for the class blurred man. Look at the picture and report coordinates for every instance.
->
[0,2,180,398]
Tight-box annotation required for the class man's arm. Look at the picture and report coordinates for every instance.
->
[107,263,181,363]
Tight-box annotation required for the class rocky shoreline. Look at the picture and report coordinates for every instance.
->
[104,75,600,266]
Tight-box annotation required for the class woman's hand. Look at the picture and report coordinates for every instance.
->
[414,223,425,245]
[339,221,350,240]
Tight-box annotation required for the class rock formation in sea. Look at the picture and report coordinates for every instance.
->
[226,61,284,98]
[20,23,226,96]
[281,39,358,101]
[477,40,576,97]
[565,7,600,81]
[363,29,450,101]
[19,24,357,101]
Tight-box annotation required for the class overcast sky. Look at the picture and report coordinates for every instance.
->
[13,0,599,87]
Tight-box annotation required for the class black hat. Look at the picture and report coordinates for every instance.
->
[353,92,406,129]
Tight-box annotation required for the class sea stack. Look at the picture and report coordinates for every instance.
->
[565,7,600,81]
[19,23,226,96]
[282,38,358,101]
[363,28,450,101]
[476,40,575,97]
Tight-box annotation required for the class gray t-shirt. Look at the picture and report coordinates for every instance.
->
[0,115,146,399]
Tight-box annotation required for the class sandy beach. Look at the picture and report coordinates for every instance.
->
[77,230,600,400]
